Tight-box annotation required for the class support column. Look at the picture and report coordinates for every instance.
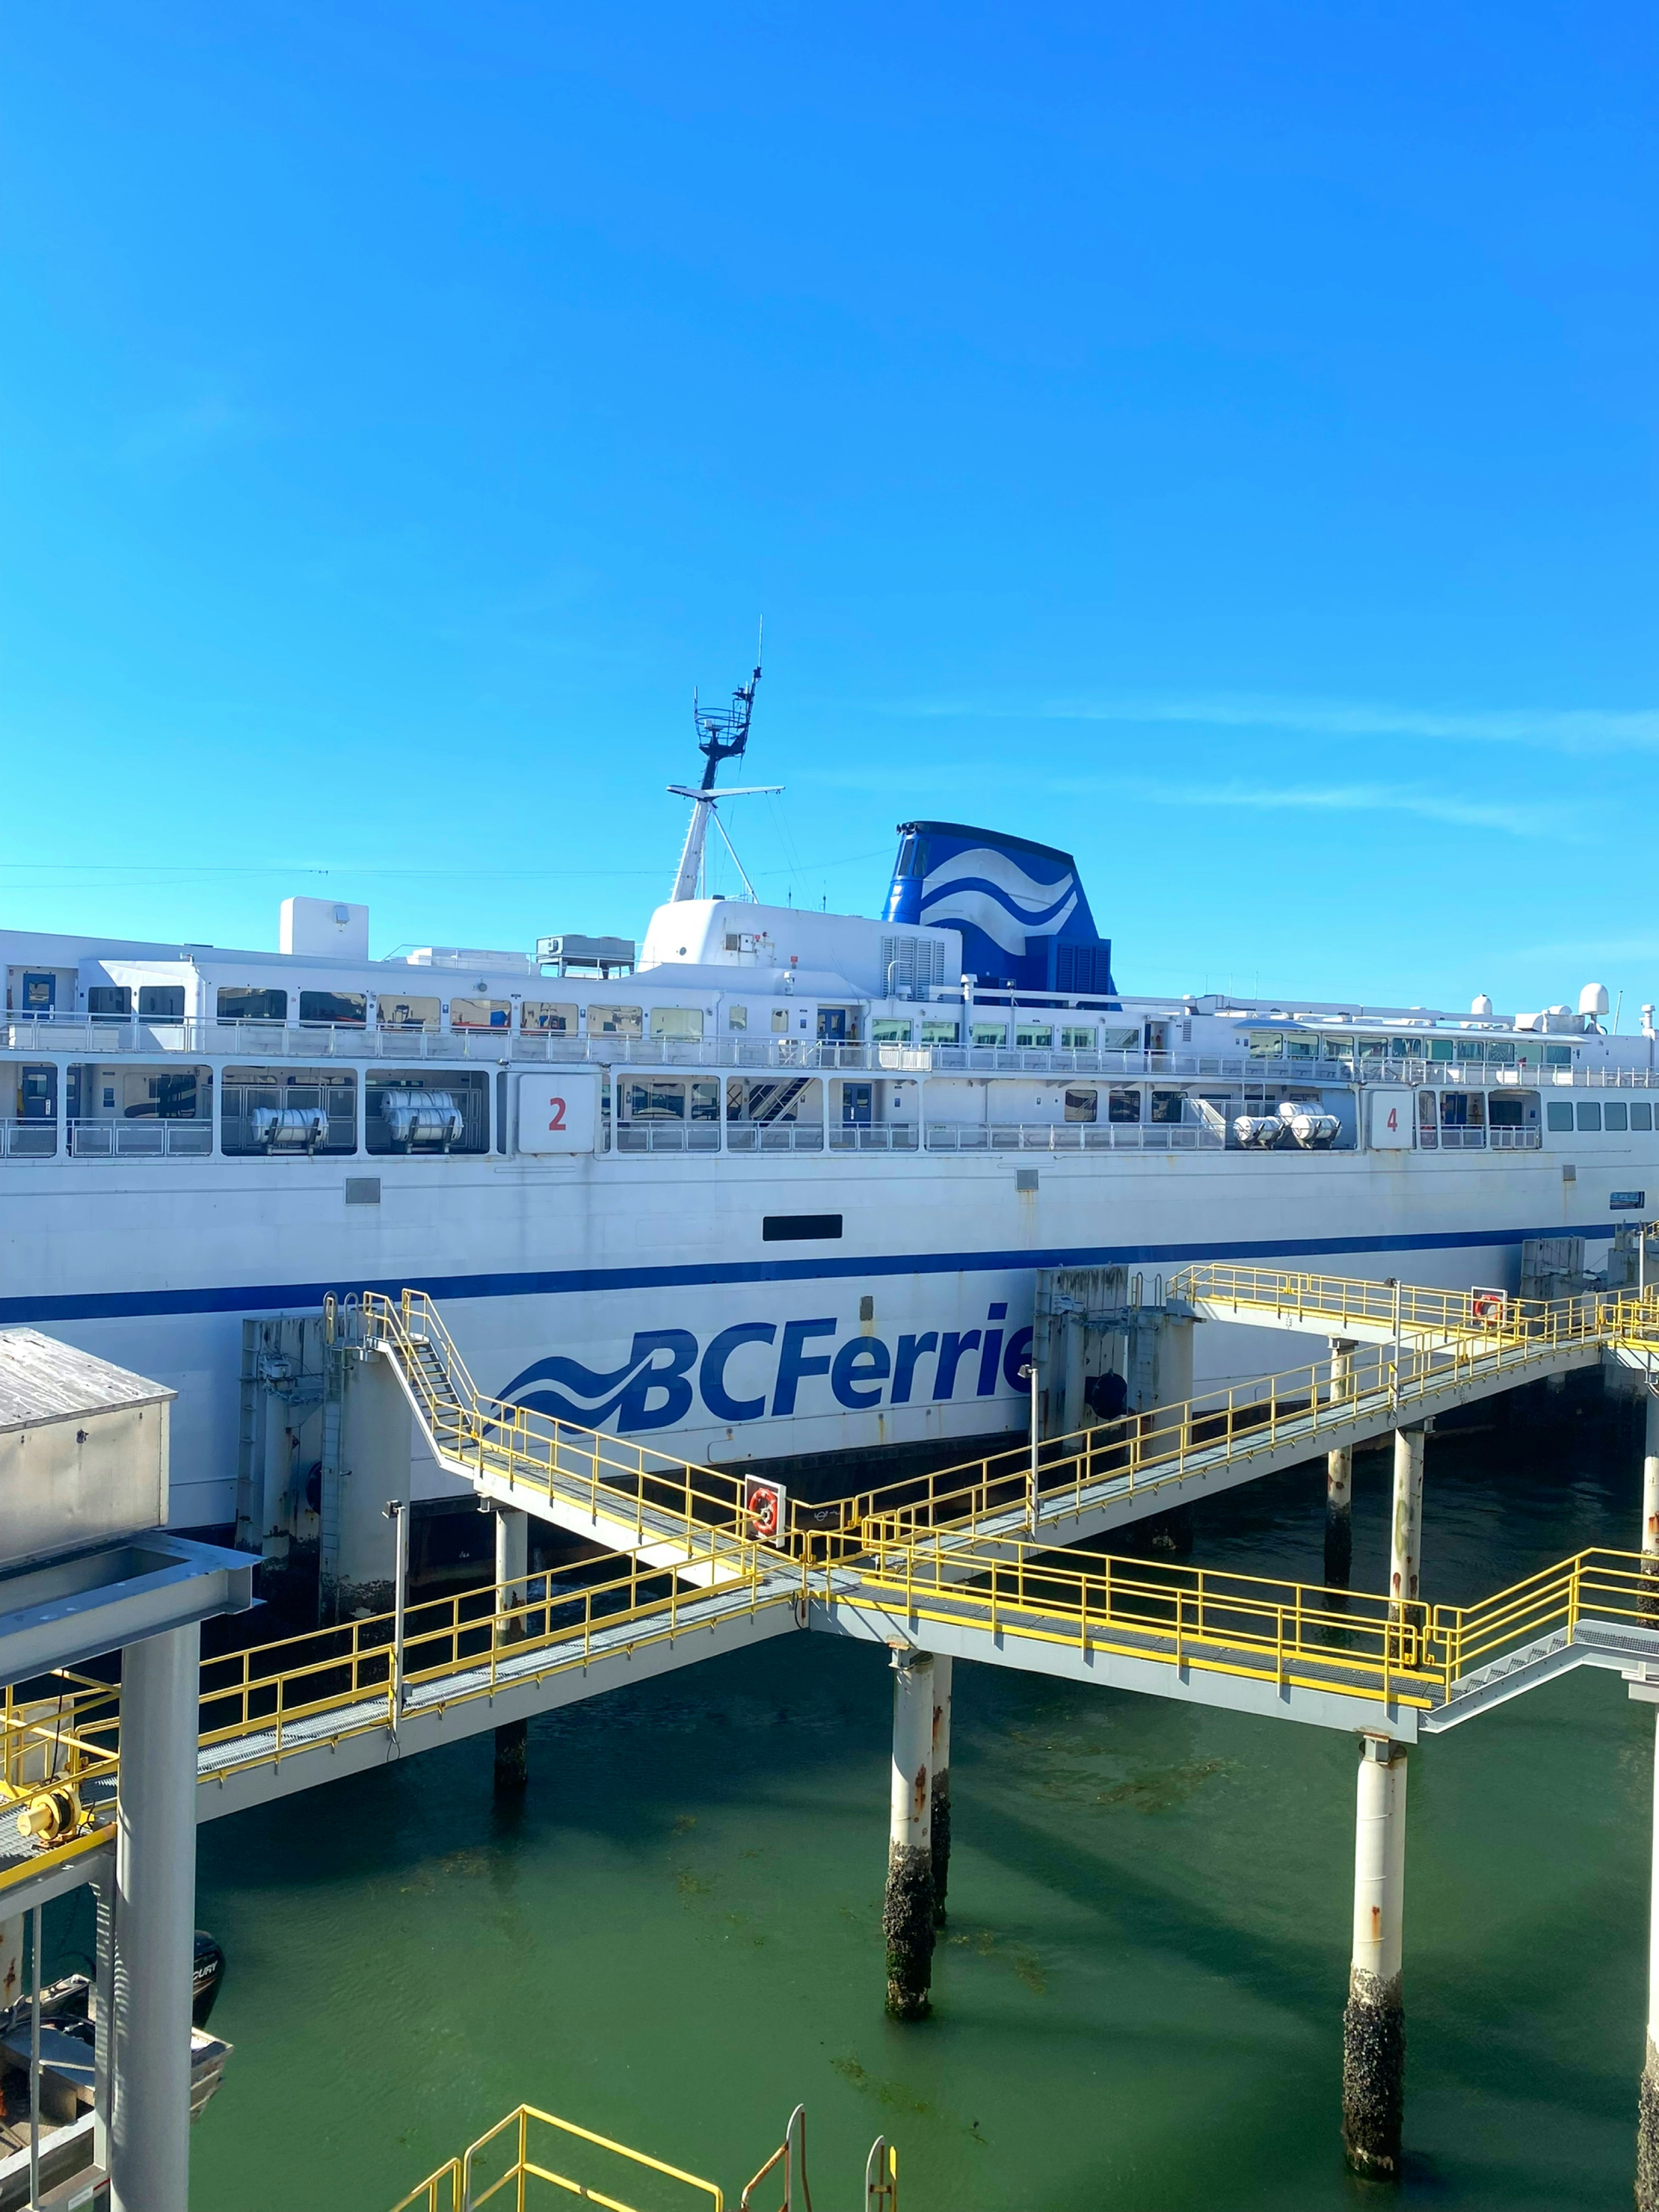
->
[1342,1734,1408,2180]
[1325,1341,1356,1586]
[882,1649,934,2020]
[110,1623,200,2212]
[1389,1427,1425,1611]
[329,1353,411,1621]
[493,1506,530,1792]
[930,1656,953,1926]
[1642,1391,1659,1615]
[1639,1711,1659,2210]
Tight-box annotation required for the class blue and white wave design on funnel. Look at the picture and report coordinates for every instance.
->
[885,820,1116,996]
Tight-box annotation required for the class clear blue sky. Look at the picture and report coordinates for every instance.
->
[3,5,1655,1014]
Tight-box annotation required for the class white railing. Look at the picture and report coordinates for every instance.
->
[614,1124,721,1154]
[829,1125,921,1151]
[1489,1127,1542,1149]
[725,1124,825,1152]
[67,1119,213,1158]
[0,1118,57,1157]
[923,1120,1226,1153]
[10,1009,1657,1089]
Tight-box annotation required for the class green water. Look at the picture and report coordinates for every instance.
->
[182,1414,1652,2211]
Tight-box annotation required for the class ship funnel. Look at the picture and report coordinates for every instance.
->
[885,820,1116,997]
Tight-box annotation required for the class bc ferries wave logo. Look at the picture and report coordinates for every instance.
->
[501,1305,1034,1434]
[918,846,1078,955]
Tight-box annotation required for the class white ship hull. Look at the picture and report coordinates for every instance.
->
[0,1138,1635,1527]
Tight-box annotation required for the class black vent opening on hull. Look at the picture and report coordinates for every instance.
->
[763,1213,843,1242]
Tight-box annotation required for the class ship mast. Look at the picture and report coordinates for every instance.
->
[667,636,779,902]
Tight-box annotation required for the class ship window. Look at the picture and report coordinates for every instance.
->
[763,1213,842,1241]
[922,1020,960,1044]
[1107,1087,1141,1124]
[1100,1029,1140,1052]
[1441,1092,1483,1126]
[1150,1088,1185,1124]
[377,995,440,1030]
[771,1008,789,1034]
[217,987,287,1023]
[1634,1102,1654,1131]
[1546,1046,1574,1068]
[1485,1041,1516,1066]
[1015,1023,1053,1049]
[1488,1093,1530,1127]
[1430,1039,1456,1062]
[521,1001,577,1033]
[1606,1101,1630,1132]
[1356,1039,1388,1064]
[1321,1037,1354,1060]
[138,985,185,1022]
[222,1068,357,1157]
[1576,1101,1602,1131]
[299,991,367,1027]
[625,1081,686,1121]
[87,986,131,1018]
[1459,1041,1486,1062]
[971,1022,1007,1047]
[873,1020,912,1043]
[450,997,511,1030]
[652,1007,705,1040]
[727,1004,748,1032]
[1547,1101,1574,1131]
[1060,1027,1094,1050]
[1064,1087,1098,1123]
[590,1005,643,1039]
[365,1068,489,1155]
[1283,1038,1316,1060]
[1247,1033,1282,1058]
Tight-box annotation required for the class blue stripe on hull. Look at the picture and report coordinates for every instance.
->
[0,1218,1617,1325]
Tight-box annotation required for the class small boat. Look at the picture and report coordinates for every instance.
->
[0,1933,230,2212]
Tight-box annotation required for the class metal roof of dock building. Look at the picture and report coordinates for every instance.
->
[0,1329,174,1434]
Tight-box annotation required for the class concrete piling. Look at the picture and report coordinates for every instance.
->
[883,1649,934,2019]
[1342,1734,1408,2180]
[1325,1341,1355,1584]
[1389,1427,1425,1611]
[930,1655,953,1926]
[493,1507,531,1792]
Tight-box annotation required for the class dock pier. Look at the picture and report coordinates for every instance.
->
[1342,1735,1409,2179]
[882,1649,935,2020]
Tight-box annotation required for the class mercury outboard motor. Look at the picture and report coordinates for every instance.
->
[192,1930,226,2028]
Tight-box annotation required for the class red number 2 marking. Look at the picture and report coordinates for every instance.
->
[547,1097,567,1131]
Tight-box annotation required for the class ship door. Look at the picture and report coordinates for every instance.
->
[21,972,55,1017]
[818,1007,849,1043]
[840,1082,873,1127]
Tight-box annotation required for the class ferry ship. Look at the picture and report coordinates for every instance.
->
[3,662,1654,1536]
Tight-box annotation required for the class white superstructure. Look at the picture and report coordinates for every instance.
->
[4,791,1656,1536]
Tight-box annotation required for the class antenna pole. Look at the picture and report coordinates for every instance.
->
[669,638,765,903]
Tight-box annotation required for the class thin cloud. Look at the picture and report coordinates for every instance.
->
[886,693,1659,754]
[1087,777,1567,839]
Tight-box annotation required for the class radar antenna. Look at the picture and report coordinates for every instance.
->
[668,626,780,903]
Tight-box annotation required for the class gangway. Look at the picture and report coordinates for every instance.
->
[355,1291,767,1587]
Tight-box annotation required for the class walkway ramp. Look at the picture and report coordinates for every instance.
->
[358,1291,763,1588]
[837,1326,1601,1565]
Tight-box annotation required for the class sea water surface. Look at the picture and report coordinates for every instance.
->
[180,1401,1651,2211]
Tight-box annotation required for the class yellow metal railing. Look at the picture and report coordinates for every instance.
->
[0,1672,122,1888]
[194,1543,793,1783]
[819,1540,1659,1714]
[1172,1260,1659,1348]
[388,2104,725,2212]
[357,1291,788,1572]
[830,1323,1601,1552]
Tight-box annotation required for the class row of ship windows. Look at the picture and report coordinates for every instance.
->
[1545,1099,1653,1132]
[1259,1035,1574,1068]
[69,985,1118,1050]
